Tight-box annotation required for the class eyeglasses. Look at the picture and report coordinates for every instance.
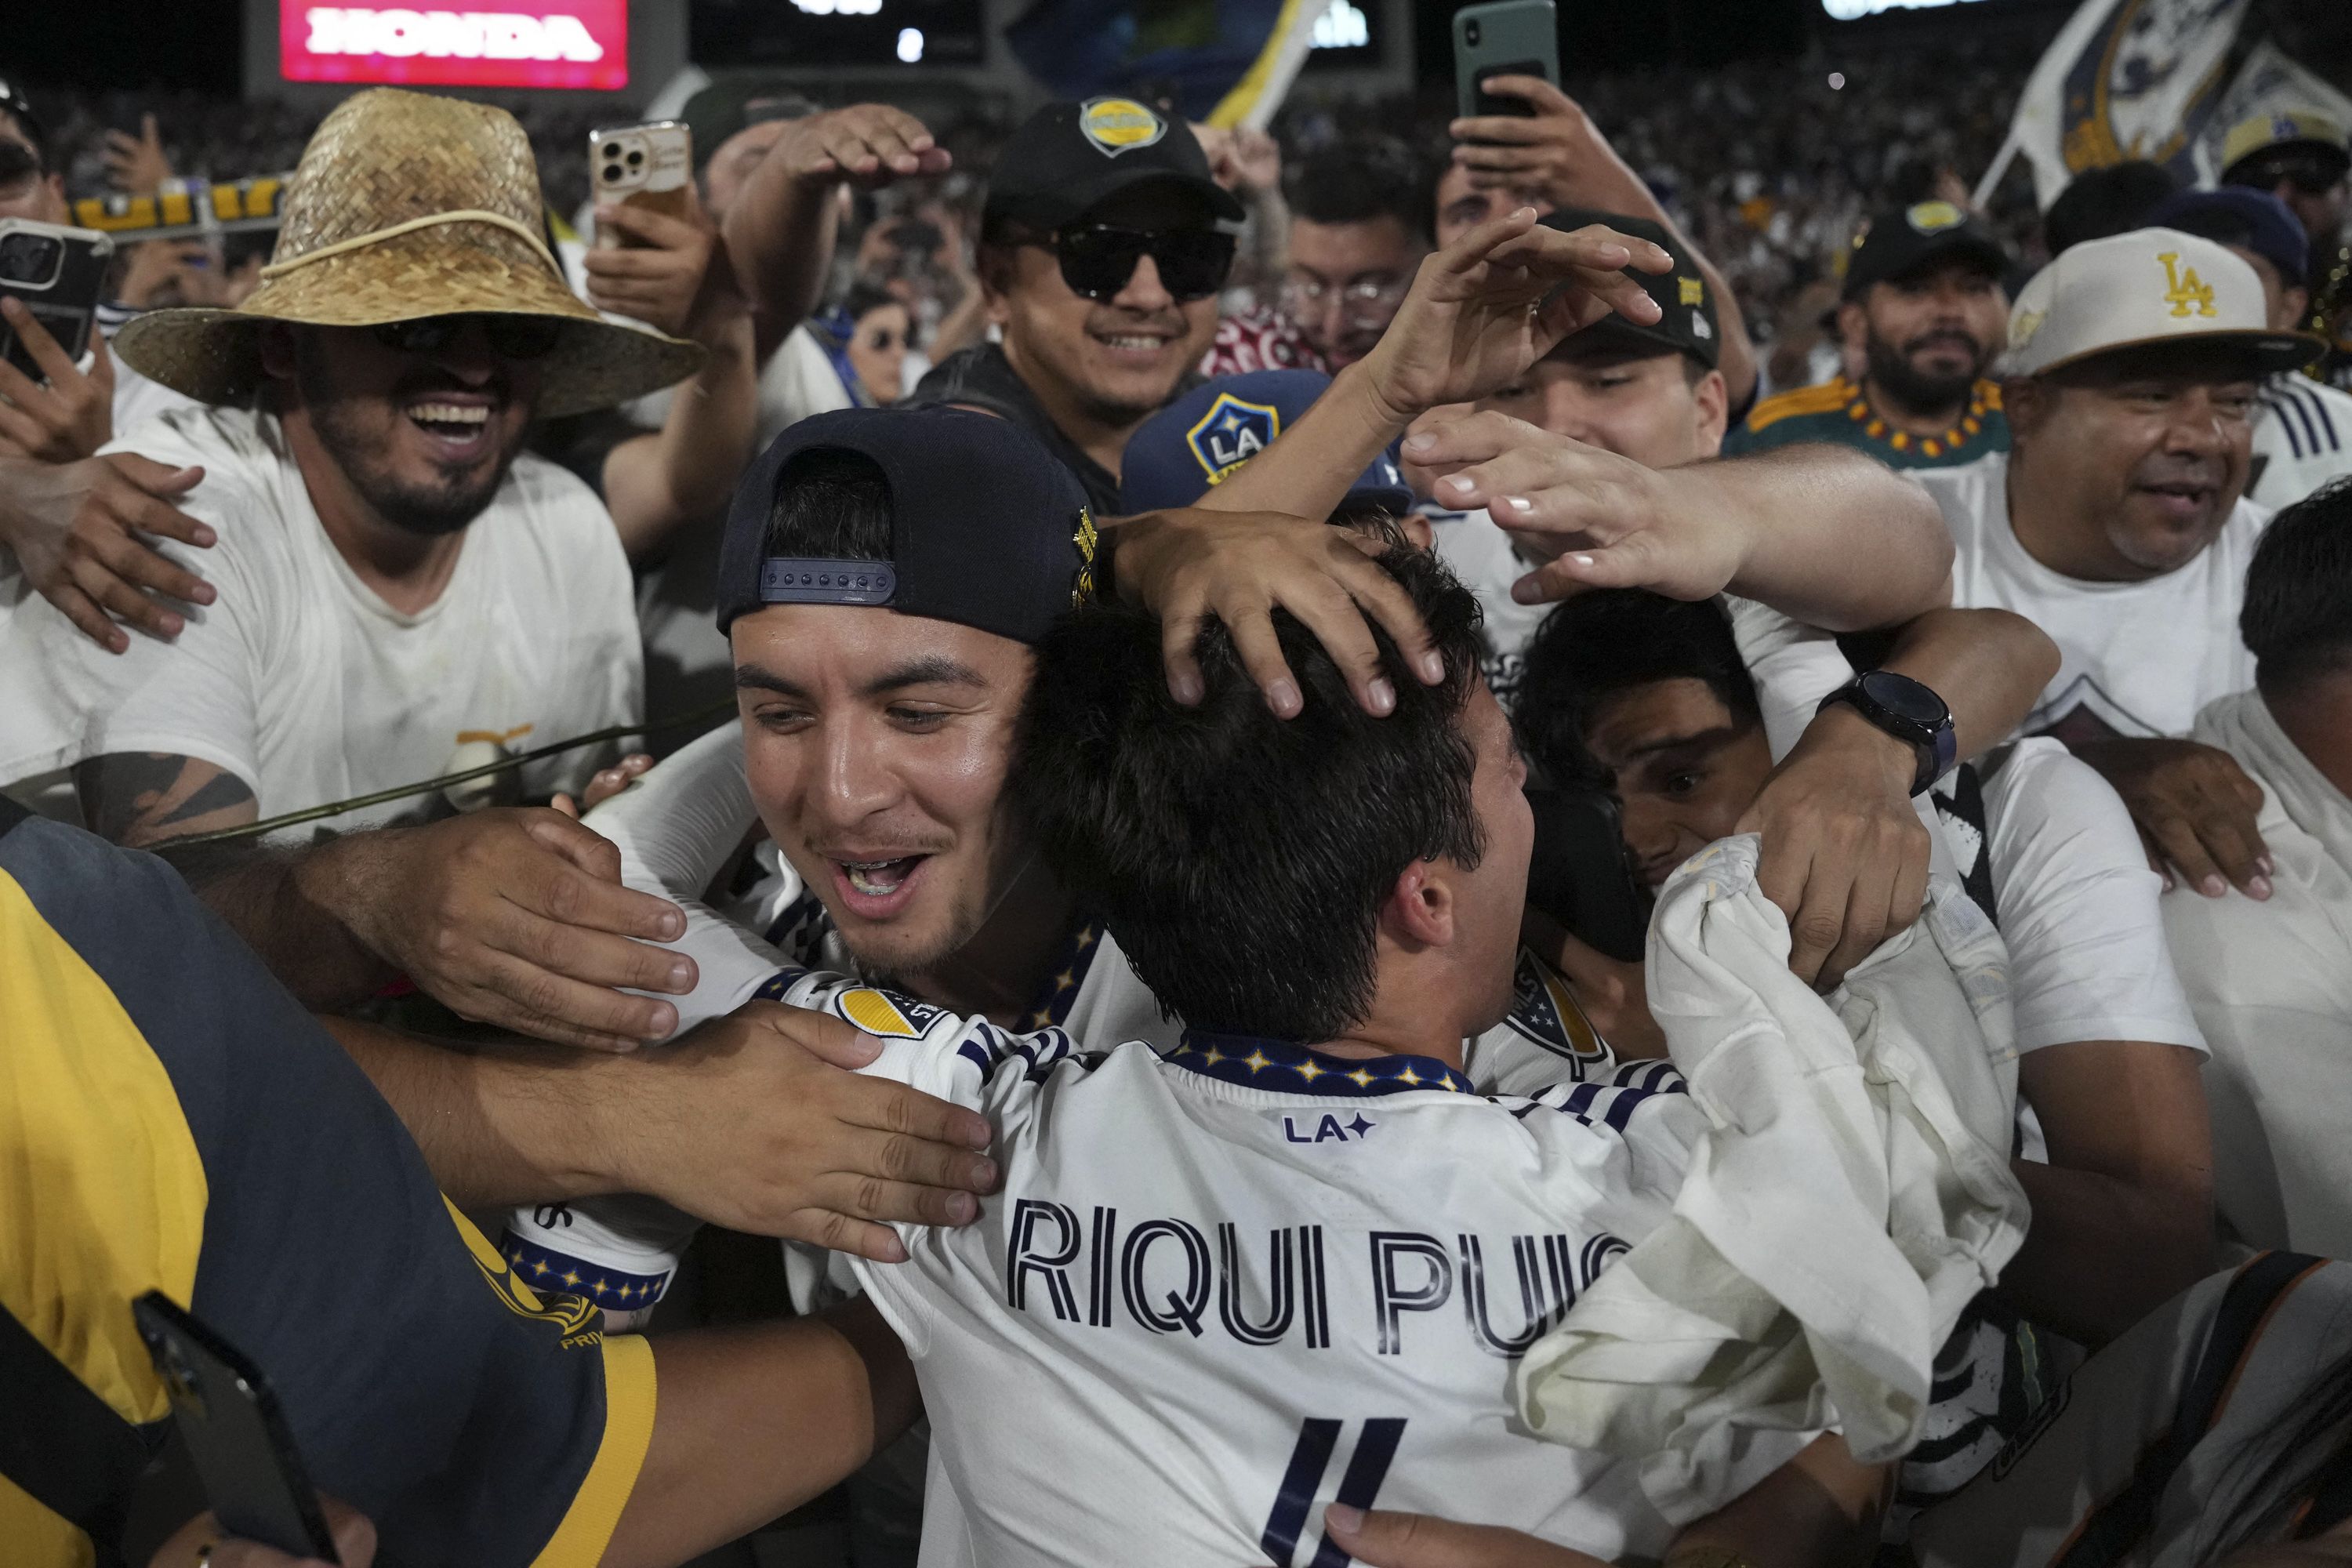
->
[1278,273,1411,326]
[371,314,564,361]
[1049,225,1236,303]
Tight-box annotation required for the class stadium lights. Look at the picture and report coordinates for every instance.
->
[1820,0,1991,17]
[897,26,924,62]
[789,0,881,14]
[1311,0,1370,50]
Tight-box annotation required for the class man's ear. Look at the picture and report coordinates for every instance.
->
[976,242,1017,325]
[1381,860,1455,951]
[2282,285,2312,336]
[256,321,299,382]
[2002,375,2045,437]
[1691,367,1729,453]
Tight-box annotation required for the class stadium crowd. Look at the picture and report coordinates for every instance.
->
[7,13,2352,1568]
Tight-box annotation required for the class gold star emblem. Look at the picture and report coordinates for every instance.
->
[1243,1051,1272,1075]
[530,1258,550,1276]
[1398,1066,1421,1086]
[1055,969,1077,993]
[561,1269,582,1289]
[1348,1069,1374,1088]
[1297,1059,1323,1080]
[1076,927,1097,949]
[1203,1047,1225,1067]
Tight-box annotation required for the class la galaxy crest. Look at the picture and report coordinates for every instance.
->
[1186,392,1283,488]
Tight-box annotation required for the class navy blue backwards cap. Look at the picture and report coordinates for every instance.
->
[716,406,1098,642]
[1120,369,1413,515]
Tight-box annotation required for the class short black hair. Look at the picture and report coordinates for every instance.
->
[2243,477,2352,695]
[2043,162,2178,256]
[1284,135,1431,244]
[760,447,893,563]
[1017,548,1487,1043]
[1514,590,1760,787]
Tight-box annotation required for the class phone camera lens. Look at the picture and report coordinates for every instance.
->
[603,163,623,183]
[1465,19,1481,45]
[0,232,61,285]
[601,142,621,159]
[626,149,644,167]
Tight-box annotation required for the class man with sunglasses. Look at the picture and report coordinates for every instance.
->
[0,89,703,847]
[912,97,1243,514]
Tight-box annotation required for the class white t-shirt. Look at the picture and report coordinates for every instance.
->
[2249,374,2352,510]
[0,405,642,830]
[750,966,1808,1566]
[1915,452,2267,742]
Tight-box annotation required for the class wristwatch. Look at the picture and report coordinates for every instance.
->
[1816,670,1956,797]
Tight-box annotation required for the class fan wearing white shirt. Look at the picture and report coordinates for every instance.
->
[0,90,707,846]
[2163,480,2352,1260]
[1907,227,2324,902]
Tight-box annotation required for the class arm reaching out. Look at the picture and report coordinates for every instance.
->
[1406,420,1953,631]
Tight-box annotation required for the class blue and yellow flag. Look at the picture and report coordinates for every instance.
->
[1005,0,1321,128]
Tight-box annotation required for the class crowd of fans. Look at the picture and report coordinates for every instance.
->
[5,18,2352,1568]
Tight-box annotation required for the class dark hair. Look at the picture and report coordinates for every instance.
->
[1514,590,1760,787]
[1285,135,1432,244]
[761,447,894,562]
[1016,548,1487,1042]
[2243,477,2352,695]
[2042,162,2179,256]
[839,281,902,325]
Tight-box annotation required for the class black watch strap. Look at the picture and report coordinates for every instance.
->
[1817,670,1958,797]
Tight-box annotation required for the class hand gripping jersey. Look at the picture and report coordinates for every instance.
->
[753,967,1822,1565]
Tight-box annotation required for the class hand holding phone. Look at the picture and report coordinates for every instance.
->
[589,122,693,250]
[0,219,116,385]
[132,1293,342,1564]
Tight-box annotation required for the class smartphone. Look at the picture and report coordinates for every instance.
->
[589,120,693,249]
[0,219,115,382]
[1523,786,1652,964]
[132,1292,341,1563]
[1453,0,1561,123]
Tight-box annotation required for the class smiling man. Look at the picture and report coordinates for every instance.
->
[910,96,1242,514]
[0,89,702,844]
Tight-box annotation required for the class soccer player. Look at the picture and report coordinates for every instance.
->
[706,532,1886,1565]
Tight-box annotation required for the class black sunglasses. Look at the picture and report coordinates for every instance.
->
[372,314,564,360]
[1050,225,1236,303]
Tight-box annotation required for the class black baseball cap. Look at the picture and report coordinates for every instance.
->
[985,97,1243,231]
[1541,209,1720,371]
[716,406,1098,644]
[1842,201,2010,300]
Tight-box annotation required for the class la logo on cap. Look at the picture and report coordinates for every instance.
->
[1907,200,1965,234]
[1080,97,1167,158]
[1186,392,1281,482]
[2157,251,2219,319]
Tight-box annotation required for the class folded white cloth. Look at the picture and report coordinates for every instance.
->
[1516,833,2028,1520]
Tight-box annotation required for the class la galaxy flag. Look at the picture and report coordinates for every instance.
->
[1006,0,1324,128]
[2193,42,2352,185]
[1983,0,2251,209]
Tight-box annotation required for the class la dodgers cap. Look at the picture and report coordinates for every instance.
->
[715,406,1097,642]
[1842,200,2011,300]
[2002,227,2321,379]
[2147,187,2312,288]
[1120,370,1413,517]
[1540,209,1720,371]
[984,97,1244,231]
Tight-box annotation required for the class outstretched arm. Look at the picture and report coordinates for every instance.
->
[604,1300,920,1568]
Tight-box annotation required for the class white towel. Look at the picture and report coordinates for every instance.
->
[1515,833,2028,1521]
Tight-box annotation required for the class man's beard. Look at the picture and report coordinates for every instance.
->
[296,353,522,537]
[1864,328,1990,420]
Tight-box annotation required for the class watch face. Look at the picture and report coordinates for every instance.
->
[1860,670,1951,728]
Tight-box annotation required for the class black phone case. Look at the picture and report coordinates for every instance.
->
[1523,786,1652,964]
[131,1292,341,1563]
[0,229,112,383]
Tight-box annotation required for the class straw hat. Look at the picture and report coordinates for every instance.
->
[115,89,702,419]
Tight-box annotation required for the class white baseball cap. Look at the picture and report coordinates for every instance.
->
[2002,227,2320,379]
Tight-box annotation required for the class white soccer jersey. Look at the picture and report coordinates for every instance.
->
[725,968,1820,1566]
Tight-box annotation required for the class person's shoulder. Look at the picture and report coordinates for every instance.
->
[497,452,632,576]
[1984,737,2139,852]
[101,404,281,494]
[1911,450,2005,532]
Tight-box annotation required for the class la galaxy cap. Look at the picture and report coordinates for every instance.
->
[2220,111,2350,188]
[715,406,1098,642]
[2147,187,2311,288]
[2002,227,2321,379]
[984,97,1244,231]
[1540,209,1719,370]
[1842,200,2011,300]
[1120,369,1413,516]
